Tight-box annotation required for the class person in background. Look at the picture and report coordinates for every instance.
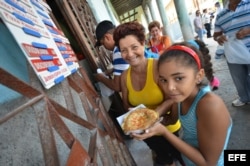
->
[214,2,223,15]
[133,43,232,166]
[147,20,172,55]
[213,0,250,107]
[202,9,212,38]
[113,21,184,166]
[94,20,129,92]
[213,1,225,60]
[193,10,204,42]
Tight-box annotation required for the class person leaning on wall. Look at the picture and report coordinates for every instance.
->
[94,20,129,92]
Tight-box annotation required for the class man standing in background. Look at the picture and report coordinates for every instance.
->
[215,1,223,15]
[213,1,224,59]
[213,0,250,107]
[194,10,204,42]
[202,8,212,38]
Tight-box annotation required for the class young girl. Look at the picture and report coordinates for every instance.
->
[133,43,232,166]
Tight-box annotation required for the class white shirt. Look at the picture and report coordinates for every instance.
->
[194,16,203,31]
[202,13,210,24]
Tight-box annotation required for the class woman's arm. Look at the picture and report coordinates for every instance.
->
[158,103,179,126]
[155,98,174,116]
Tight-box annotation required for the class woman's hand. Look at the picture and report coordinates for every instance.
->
[131,122,166,140]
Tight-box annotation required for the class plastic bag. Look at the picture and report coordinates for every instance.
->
[224,37,250,64]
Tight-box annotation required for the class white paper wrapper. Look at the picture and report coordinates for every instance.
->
[116,104,162,135]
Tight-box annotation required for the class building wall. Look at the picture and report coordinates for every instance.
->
[87,0,119,24]
[0,23,29,103]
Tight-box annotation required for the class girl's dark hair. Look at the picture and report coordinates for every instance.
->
[158,42,204,72]
[158,41,214,85]
[113,21,145,49]
[194,40,214,82]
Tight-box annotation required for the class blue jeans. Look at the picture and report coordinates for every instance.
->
[195,29,204,42]
[227,63,250,102]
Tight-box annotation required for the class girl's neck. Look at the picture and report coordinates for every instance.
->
[180,87,200,115]
[182,87,200,105]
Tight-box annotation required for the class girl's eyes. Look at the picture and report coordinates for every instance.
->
[175,77,183,81]
[159,78,167,83]
[159,76,184,83]
[158,78,168,84]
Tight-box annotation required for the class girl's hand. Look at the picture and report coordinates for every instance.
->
[131,122,166,140]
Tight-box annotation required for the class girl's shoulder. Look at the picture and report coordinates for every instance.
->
[197,92,228,116]
[199,92,221,104]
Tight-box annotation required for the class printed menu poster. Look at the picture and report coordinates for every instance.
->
[0,0,79,89]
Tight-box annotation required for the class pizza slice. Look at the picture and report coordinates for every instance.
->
[122,108,159,134]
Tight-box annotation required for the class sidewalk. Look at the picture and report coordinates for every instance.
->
[126,37,250,166]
